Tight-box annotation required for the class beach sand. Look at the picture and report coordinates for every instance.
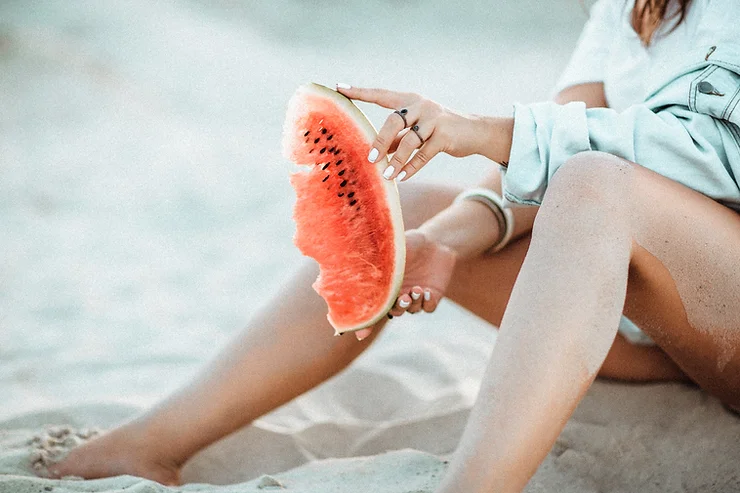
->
[1,0,739,491]
[1,380,739,492]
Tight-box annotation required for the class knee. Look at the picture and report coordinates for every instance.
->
[542,151,633,211]
[548,151,634,206]
[534,151,635,234]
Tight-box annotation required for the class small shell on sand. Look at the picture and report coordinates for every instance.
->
[256,474,285,489]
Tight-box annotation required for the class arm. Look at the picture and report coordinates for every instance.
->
[417,82,608,260]
[346,83,606,339]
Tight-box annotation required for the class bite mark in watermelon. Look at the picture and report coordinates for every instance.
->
[283,83,405,334]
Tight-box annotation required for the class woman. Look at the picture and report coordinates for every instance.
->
[51,0,740,491]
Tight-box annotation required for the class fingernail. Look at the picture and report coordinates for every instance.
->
[424,290,431,301]
[397,170,407,181]
[382,166,395,179]
[411,291,421,300]
[336,82,351,90]
[399,299,410,308]
[368,148,379,163]
[356,333,365,341]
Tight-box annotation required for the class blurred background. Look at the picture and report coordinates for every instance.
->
[0,0,587,419]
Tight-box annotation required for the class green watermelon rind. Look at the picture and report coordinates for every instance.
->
[288,83,406,334]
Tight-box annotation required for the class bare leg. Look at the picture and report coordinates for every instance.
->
[51,260,385,484]
[49,181,463,483]
[51,167,699,484]
[437,152,740,493]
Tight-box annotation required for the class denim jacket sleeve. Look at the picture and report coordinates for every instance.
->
[501,44,740,211]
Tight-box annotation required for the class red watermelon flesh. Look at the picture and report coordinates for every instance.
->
[283,83,405,334]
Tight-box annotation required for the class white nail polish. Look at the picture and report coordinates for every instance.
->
[336,82,351,90]
[368,148,379,163]
[382,166,395,179]
[424,290,431,301]
[397,170,407,181]
[399,299,410,308]
[411,292,421,300]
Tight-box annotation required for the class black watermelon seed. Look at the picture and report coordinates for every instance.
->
[321,128,327,134]
[320,147,327,154]
[322,163,330,170]
[335,160,343,166]
[314,138,320,144]
[309,149,314,153]
[327,135,333,140]
[322,175,329,182]
[334,149,341,155]
[349,199,357,206]
[340,180,348,187]
[347,192,355,198]
[328,146,336,153]
[338,192,344,197]
[304,131,310,136]
[338,170,345,176]
[356,206,361,211]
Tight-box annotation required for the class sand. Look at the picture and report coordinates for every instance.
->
[2,0,739,492]
[1,381,739,492]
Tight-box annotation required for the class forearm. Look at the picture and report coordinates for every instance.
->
[416,82,607,258]
[417,165,537,259]
[470,115,514,166]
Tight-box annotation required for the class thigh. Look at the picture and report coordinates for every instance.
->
[622,159,740,406]
[449,232,688,382]
[398,179,688,383]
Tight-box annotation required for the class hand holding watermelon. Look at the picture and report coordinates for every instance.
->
[354,230,458,340]
[336,83,513,181]
[284,83,507,338]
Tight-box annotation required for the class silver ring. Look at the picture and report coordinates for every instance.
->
[411,125,425,145]
[393,108,408,128]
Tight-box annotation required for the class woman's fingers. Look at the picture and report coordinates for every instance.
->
[336,84,445,182]
[387,129,410,155]
[355,327,373,341]
[336,84,413,110]
[407,287,424,314]
[422,289,440,313]
[388,293,413,317]
[371,105,420,166]
[396,137,442,181]
[384,124,428,180]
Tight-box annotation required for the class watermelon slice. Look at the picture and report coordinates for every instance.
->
[283,83,406,334]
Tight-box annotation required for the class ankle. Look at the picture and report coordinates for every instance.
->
[128,412,200,469]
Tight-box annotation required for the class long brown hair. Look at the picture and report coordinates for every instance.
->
[631,0,692,45]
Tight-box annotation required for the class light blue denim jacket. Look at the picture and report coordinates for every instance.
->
[502,1,740,212]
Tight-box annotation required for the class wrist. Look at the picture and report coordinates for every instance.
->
[470,115,513,166]
[417,200,501,260]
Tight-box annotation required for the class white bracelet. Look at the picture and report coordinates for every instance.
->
[453,188,515,253]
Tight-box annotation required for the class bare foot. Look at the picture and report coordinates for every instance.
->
[42,423,182,486]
